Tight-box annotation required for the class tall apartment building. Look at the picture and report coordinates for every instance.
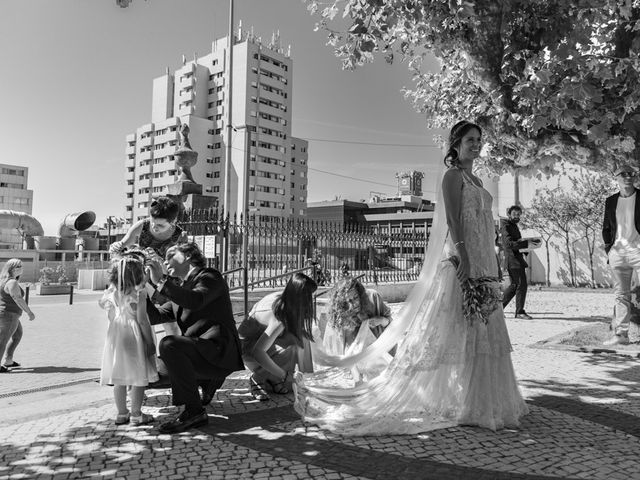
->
[124,26,309,224]
[0,164,34,248]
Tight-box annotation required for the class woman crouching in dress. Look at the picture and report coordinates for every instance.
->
[238,273,317,401]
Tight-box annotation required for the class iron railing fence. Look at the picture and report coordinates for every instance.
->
[178,209,428,288]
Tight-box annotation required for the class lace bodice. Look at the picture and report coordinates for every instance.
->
[446,169,499,279]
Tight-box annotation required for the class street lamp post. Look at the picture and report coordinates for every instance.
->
[234,125,252,316]
[222,0,235,272]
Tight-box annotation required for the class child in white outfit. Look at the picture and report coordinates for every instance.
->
[100,255,158,426]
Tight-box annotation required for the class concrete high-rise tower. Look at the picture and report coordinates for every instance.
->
[124,27,308,224]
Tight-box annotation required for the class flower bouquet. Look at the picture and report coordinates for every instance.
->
[448,256,501,325]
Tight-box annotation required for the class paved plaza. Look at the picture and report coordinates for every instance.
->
[1,288,639,479]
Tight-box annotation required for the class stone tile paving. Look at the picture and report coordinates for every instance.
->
[2,289,640,479]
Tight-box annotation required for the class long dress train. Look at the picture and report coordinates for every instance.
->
[294,169,529,435]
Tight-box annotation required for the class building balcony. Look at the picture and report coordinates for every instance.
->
[138,150,153,161]
[139,136,153,148]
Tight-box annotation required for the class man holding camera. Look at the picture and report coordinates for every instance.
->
[501,205,539,319]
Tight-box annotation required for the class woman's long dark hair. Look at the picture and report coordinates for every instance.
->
[443,120,482,167]
[272,272,317,344]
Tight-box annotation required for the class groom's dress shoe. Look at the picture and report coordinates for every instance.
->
[159,409,208,434]
[514,312,533,320]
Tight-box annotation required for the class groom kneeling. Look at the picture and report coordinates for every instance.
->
[147,243,244,433]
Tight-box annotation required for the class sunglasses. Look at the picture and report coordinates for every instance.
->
[618,172,637,178]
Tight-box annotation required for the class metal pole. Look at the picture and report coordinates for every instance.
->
[222,0,235,272]
[69,284,74,305]
[243,127,251,317]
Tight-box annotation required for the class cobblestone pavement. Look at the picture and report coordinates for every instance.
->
[2,289,640,479]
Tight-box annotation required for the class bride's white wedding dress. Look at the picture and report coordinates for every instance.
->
[294,169,529,435]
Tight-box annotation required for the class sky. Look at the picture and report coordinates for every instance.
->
[0,0,443,235]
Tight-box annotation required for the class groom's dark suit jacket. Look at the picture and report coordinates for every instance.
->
[148,266,244,373]
[602,188,640,254]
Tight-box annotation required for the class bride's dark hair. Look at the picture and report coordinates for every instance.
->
[443,120,482,167]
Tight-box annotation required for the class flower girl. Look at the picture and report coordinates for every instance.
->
[100,254,158,425]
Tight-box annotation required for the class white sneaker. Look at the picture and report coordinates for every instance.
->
[603,335,629,346]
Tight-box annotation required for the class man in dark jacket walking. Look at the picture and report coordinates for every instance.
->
[501,205,540,319]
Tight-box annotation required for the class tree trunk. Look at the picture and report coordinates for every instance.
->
[585,232,596,289]
[544,238,551,287]
[565,233,575,286]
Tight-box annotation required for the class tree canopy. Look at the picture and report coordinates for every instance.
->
[307,0,640,177]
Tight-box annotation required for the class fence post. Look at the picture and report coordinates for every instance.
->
[69,285,74,305]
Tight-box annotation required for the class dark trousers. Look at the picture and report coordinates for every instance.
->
[502,267,528,313]
[159,335,232,412]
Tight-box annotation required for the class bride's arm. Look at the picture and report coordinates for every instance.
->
[442,169,470,282]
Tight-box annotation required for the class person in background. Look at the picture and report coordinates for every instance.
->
[0,259,35,373]
[602,164,640,346]
[238,273,317,401]
[501,205,539,319]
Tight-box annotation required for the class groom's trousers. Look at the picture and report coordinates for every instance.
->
[159,335,232,412]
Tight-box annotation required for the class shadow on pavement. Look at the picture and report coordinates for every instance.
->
[11,366,101,375]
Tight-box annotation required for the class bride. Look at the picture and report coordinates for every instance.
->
[294,120,529,435]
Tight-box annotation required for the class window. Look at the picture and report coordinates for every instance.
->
[213,186,220,192]
[1,168,24,176]
[215,114,222,121]
[206,172,213,178]
[291,182,295,188]
[214,172,220,178]
[216,100,223,106]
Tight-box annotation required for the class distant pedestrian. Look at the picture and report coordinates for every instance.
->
[602,164,640,346]
[99,255,158,426]
[501,205,540,319]
[0,259,35,373]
